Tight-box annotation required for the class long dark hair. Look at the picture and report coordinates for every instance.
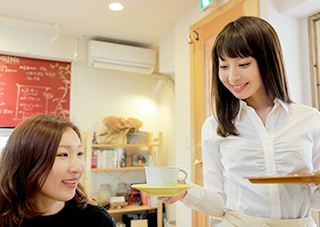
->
[212,16,291,137]
[0,115,88,226]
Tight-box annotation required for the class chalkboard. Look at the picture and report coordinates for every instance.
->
[0,54,71,127]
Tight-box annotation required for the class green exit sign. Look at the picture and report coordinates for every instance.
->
[201,0,214,10]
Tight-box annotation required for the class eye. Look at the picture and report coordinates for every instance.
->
[57,153,68,157]
[239,63,250,67]
[78,151,84,156]
[219,65,228,69]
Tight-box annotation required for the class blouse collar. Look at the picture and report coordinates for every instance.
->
[236,98,289,121]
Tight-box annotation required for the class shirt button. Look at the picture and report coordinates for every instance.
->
[273,202,279,206]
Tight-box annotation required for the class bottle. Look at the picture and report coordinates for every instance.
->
[92,131,98,144]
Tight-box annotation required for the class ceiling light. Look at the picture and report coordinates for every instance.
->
[109,3,124,11]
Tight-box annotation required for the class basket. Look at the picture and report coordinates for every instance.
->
[127,131,150,144]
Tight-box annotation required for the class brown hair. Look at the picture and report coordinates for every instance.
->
[211,16,291,137]
[0,115,88,226]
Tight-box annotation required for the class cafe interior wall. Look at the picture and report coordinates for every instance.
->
[0,15,176,219]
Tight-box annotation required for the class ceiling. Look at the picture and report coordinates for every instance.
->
[0,0,199,49]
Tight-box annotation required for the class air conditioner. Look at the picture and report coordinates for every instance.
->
[87,40,156,74]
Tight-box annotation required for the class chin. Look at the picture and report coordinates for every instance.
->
[60,191,76,201]
[233,93,250,100]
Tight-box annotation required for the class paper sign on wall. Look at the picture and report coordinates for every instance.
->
[0,54,71,127]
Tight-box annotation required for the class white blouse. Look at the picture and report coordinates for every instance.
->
[180,99,320,219]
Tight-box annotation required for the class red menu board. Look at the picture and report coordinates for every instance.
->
[0,54,71,127]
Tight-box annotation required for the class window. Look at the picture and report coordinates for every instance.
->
[0,136,9,154]
[308,13,320,110]
[0,128,13,154]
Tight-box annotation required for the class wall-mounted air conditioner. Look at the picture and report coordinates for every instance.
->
[87,40,156,74]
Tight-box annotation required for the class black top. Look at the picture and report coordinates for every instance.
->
[23,199,116,227]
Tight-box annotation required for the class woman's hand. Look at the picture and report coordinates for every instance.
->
[312,183,320,188]
[296,183,320,188]
[158,181,188,204]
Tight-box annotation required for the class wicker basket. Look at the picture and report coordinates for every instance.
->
[127,131,150,144]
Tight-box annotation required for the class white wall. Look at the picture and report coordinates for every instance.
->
[0,25,75,62]
[158,28,177,223]
[71,62,157,133]
[159,29,175,74]
[169,1,229,226]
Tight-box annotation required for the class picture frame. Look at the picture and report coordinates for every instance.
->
[132,154,148,166]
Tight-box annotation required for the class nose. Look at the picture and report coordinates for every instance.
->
[228,66,241,84]
[69,155,83,174]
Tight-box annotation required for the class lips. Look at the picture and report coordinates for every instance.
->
[62,178,78,188]
[231,82,248,92]
[62,180,77,184]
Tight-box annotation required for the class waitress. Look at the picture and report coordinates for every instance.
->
[160,16,320,227]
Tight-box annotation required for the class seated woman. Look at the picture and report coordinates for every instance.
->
[0,115,116,227]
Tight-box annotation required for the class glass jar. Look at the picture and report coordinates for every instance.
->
[115,182,130,202]
[93,184,113,206]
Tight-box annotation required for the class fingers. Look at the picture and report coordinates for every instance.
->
[158,195,180,204]
[295,183,320,187]
[296,183,314,186]
[158,190,188,204]
[157,182,189,204]
[158,196,175,204]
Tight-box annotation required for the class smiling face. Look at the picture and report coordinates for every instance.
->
[36,127,85,214]
[218,56,268,105]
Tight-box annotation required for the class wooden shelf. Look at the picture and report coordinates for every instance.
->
[91,142,159,148]
[82,131,163,226]
[91,166,145,171]
[108,204,158,214]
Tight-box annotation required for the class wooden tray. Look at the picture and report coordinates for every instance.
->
[244,173,320,184]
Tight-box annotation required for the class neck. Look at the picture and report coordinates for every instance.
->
[244,90,274,111]
[246,98,274,111]
[37,199,65,216]
[244,96,274,126]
